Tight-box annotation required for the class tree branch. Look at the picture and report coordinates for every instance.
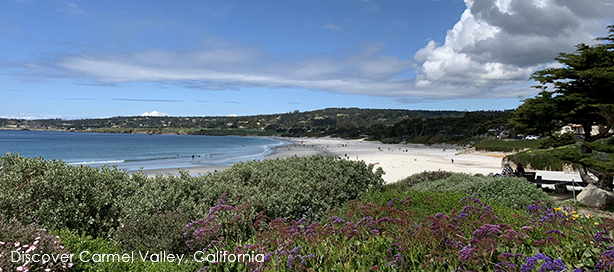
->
[579,165,598,185]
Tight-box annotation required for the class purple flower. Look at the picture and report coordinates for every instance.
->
[328,216,344,224]
[546,229,567,237]
[594,232,613,244]
[376,217,393,225]
[357,216,374,227]
[596,250,614,271]
[208,204,235,215]
[391,254,404,269]
[456,212,469,220]
[521,253,568,272]
[388,198,400,207]
[460,245,476,261]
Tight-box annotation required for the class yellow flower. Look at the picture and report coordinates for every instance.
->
[554,207,562,212]
[572,214,579,218]
[595,222,600,225]
[580,226,583,229]
[565,212,569,216]
[586,214,592,219]
[573,211,577,214]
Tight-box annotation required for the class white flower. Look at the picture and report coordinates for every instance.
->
[25,245,36,254]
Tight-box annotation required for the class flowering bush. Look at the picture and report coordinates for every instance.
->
[0,220,72,272]
[185,194,614,271]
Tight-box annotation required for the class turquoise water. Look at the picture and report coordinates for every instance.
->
[0,130,290,171]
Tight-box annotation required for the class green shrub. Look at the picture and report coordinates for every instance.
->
[473,139,542,152]
[538,133,576,149]
[427,134,445,144]
[1,153,383,239]
[355,186,524,224]
[509,146,577,171]
[410,173,553,210]
[113,211,194,254]
[0,153,145,238]
[1,220,72,272]
[393,170,455,191]
[172,155,384,221]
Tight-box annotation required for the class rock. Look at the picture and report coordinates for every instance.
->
[577,184,614,208]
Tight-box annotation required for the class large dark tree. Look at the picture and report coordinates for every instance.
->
[519,25,614,190]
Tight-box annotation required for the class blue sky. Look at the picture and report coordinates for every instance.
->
[1,0,613,119]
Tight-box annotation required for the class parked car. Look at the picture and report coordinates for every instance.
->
[525,135,539,140]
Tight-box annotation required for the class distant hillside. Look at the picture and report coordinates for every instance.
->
[0,108,461,131]
[0,108,513,143]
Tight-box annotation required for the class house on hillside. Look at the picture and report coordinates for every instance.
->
[558,124,612,136]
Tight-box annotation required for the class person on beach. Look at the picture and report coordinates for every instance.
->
[501,161,514,177]
[515,163,525,177]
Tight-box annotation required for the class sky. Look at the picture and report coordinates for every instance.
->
[1,0,613,119]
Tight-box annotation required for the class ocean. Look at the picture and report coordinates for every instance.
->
[0,130,290,171]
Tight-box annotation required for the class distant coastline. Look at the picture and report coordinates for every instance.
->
[0,130,290,173]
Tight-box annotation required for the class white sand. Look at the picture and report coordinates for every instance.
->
[141,136,582,184]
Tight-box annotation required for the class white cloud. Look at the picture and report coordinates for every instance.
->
[227,114,238,117]
[57,2,86,16]
[141,110,167,117]
[56,44,415,97]
[413,0,613,95]
[45,0,613,100]
[323,24,342,31]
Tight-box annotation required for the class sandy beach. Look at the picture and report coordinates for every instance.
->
[141,136,582,184]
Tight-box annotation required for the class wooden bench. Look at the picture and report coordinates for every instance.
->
[520,172,536,182]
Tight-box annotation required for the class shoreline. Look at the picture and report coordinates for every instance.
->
[2,129,579,184]
[138,136,582,184]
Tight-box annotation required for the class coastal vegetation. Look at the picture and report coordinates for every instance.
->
[2,155,614,271]
[509,26,614,190]
[473,139,543,152]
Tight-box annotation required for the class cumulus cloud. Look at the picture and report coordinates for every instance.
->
[413,0,613,95]
[141,110,167,117]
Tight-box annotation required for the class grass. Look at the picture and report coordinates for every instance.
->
[472,139,544,152]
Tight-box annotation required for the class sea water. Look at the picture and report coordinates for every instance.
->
[0,130,290,171]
